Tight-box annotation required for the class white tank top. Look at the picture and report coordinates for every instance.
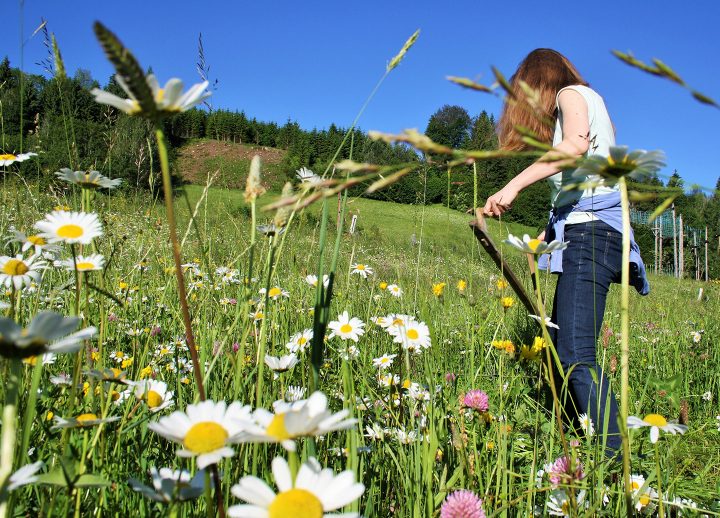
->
[549,84,618,224]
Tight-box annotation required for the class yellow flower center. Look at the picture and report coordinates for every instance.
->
[527,239,541,252]
[75,261,95,271]
[23,355,38,366]
[643,414,667,427]
[3,258,29,276]
[379,282,388,289]
[0,154,17,160]
[406,329,419,340]
[631,481,640,490]
[268,489,323,518]
[146,390,163,408]
[110,391,121,401]
[392,319,404,326]
[268,287,282,298]
[639,495,650,506]
[27,235,45,245]
[57,224,84,239]
[266,413,292,441]
[155,88,165,102]
[340,324,353,334]
[183,422,228,453]
[297,336,307,345]
[76,413,98,425]
[356,264,365,270]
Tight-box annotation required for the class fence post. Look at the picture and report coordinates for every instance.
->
[672,205,678,278]
[659,216,663,274]
[705,226,709,282]
[679,215,684,279]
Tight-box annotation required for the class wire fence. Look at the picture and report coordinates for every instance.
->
[631,208,713,280]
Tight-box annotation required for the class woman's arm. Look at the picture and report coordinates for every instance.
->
[482,88,591,217]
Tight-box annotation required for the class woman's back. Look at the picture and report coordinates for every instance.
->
[549,84,618,215]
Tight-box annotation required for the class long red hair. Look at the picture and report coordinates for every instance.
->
[497,49,588,151]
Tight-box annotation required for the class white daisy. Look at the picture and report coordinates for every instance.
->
[148,400,252,469]
[296,166,322,185]
[304,274,329,288]
[629,474,657,512]
[8,230,60,255]
[327,311,365,342]
[0,254,45,290]
[56,254,105,272]
[528,314,560,330]
[260,286,290,300]
[91,73,210,117]
[35,211,103,245]
[392,320,431,352]
[364,423,386,441]
[504,233,568,255]
[386,284,403,297]
[285,385,306,402]
[131,380,175,412]
[0,312,96,360]
[626,414,687,443]
[286,329,313,354]
[546,489,587,516]
[236,391,357,452]
[129,467,205,503]
[372,353,397,369]
[350,263,373,279]
[0,152,37,167]
[228,456,364,518]
[578,413,595,437]
[52,413,120,430]
[264,354,299,373]
[7,461,43,491]
[55,168,122,190]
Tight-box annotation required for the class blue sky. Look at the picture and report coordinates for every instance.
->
[5,0,720,191]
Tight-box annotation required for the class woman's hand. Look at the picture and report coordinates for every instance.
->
[482,185,519,217]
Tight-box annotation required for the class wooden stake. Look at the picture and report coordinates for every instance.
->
[705,226,709,282]
[679,214,684,279]
[672,205,678,278]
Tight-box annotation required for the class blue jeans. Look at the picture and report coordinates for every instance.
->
[548,220,622,454]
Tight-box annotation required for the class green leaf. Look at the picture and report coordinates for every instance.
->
[75,474,112,488]
[36,469,70,487]
[93,21,156,118]
[648,194,677,223]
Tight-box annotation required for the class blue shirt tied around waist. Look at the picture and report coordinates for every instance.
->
[537,191,650,295]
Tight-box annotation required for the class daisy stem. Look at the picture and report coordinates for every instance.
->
[155,127,226,517]
[532,259,571,463]
[19,359,44,464]
[0,360,22,518]
[204,469,213,518]
[654,441,664,518]
[288,450,299,481]
[154,127,205,399]
[618,177,633,517]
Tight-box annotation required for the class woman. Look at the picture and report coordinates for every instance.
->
[482,48,649,455]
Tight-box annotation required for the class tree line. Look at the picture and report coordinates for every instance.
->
[2,56,719,255]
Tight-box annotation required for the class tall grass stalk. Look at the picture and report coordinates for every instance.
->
[618,176,633,517]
